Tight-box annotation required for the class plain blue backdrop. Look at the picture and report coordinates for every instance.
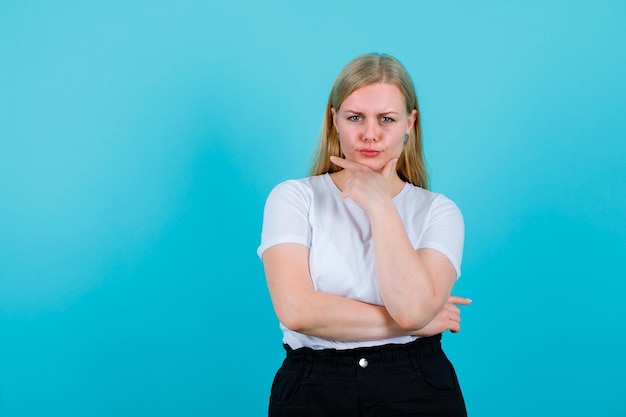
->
[1,1,625,416]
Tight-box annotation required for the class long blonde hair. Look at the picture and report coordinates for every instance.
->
[310,53,428,189]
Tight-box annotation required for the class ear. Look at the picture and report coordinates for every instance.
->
[331,107,338,130]
[406,108,418,134]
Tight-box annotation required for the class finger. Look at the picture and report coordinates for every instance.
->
[444,306,459,319]
[445,305,461,315]
[330,155,367,171]
[449,318,461,333]
[448,296,472,306]
[381,158,397,179]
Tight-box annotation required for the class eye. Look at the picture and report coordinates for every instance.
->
[380,116,395,123]
[347,115,362,121]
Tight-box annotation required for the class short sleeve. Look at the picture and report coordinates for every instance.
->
[418,195,465,278]
[257,180,313,259]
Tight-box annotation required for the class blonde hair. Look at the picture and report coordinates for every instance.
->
[310,53,428,189]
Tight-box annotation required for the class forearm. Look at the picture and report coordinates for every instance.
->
[281,289,469,341]
[369,201,447,329]
[274,289,412,342]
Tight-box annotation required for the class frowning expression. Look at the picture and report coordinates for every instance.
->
[332,83,417,172]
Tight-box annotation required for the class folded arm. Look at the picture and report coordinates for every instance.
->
[262,243,468,341]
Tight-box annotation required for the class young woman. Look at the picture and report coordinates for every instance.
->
[258,53,470,416]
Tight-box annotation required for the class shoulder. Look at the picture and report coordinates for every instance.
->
[265,175,328,207]
[269,176,319,194]
[400,185,464,224]
[267,175,323,196]
[402,184,461,211]
[430,191,462,218]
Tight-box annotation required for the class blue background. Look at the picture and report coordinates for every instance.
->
[1,1,625,415]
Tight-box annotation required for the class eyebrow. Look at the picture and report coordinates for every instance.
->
[343,109,400,115]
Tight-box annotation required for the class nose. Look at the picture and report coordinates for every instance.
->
[363,120,378,141]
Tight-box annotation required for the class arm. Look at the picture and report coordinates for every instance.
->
[370,209,457,330]
[262,242,414,342]
[331,156,461,330]
[264,243,470,340]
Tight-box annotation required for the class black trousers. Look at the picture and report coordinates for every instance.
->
[268,334,467,417]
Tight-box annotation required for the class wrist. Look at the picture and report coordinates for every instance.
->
[366,196,395,217]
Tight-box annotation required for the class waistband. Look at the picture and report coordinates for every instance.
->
[282,334,443,373]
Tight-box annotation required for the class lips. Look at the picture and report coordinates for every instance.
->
[359,149,381,157]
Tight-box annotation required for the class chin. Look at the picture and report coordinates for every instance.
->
[347,154,387,171]
[364,162,385,172]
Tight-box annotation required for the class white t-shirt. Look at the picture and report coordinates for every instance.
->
[258,173,464,350]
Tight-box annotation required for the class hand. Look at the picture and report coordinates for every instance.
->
[330,155,398,213]
[412,296,472,336]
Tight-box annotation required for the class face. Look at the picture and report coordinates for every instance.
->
[332,83,417,172]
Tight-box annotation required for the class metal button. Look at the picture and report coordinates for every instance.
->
[358,357,368,368]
